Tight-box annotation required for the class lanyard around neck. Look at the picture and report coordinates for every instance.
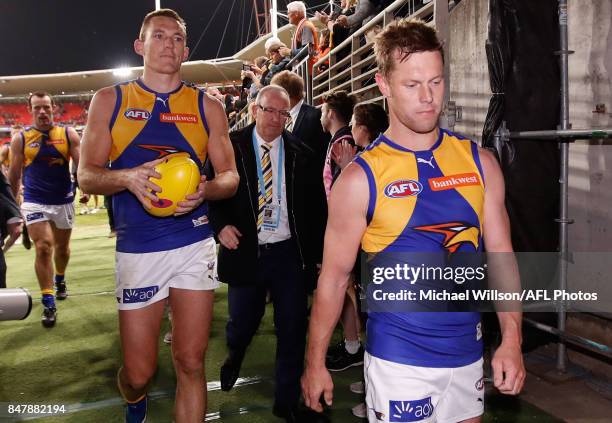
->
[252,129,284,205]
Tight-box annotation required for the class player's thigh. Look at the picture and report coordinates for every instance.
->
[167,237,219,357]
[169,288,215,358]
[26,220,54,247]
[50,224,72,249]
[119,300,166,372]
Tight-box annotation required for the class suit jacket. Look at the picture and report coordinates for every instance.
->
[0,172,21,246]
[292,103,329,168]
[208,123,327,287]
[291,104,329,258]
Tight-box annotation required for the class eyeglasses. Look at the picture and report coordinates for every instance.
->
[257,105,291,119]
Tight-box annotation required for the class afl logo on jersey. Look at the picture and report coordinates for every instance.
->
[384,180,423,198]
[124,108,151,121]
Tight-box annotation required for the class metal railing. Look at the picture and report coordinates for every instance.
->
[311,0,435,107]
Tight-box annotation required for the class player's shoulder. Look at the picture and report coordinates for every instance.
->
[476,146,498,169]
[92,86,118,106]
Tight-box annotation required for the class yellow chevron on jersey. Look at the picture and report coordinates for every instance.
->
[109,80,209,163]
[23,126,70,167]
[354,129,485,254]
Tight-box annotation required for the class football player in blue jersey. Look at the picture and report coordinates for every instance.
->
[78,9,239,423]
[302,18,525,423]
[8,93,85,327]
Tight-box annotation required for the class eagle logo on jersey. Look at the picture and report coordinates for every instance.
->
[138,144,181,158]
[40,156,65,166]
[414,222,480,253]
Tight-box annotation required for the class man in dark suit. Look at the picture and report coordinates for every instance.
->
[208,85,327,422]
[271,71,329,271]
[271,70,330,169]
[1,171,23,288]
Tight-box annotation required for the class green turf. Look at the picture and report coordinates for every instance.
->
[0,210,562,422]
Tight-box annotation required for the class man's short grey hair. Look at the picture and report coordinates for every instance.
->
[287,1,306,16]
[264,36,287,54]
[255,85,290,106]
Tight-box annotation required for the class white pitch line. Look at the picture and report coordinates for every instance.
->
[10,376,265,421]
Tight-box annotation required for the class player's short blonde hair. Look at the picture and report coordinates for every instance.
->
[139,8,187,40]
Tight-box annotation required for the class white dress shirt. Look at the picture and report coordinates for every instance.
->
[254,127,291,244]
[287,99,304,132]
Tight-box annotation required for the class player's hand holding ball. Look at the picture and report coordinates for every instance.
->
[143,152,202,217]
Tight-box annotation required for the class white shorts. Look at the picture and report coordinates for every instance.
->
[364,352,484,423]
[22,202,75,230]
[115,237,220,310]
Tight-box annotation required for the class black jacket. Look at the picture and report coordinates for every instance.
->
[208,124,327,287]
[0,172,21,246]
[292,103,330,170]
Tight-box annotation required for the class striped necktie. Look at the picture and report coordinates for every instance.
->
[257,143,273,232]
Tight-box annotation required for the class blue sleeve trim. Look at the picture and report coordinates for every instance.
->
[198,89,210,135]
[354,156,376,225]
[109,85,122,130]
[471,141,486,187]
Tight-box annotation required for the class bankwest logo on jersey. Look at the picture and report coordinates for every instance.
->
[160,113,198,124]
[384,180,423,198]
[124,108,151,121]
[46,139,65,145]
[429,172,480,191]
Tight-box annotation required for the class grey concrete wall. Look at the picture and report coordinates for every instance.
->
[567,0,612,252]
[447,0,489,142]
[447,0,612,252]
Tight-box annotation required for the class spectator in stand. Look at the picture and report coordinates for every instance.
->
[261,39,292,86]
[335,0,394,29]
[316,0,357,51]
[287,1,319,72]
[315,29,332,72]
[239,57,268,106]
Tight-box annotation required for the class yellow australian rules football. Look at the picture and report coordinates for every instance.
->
[145,152,200,217]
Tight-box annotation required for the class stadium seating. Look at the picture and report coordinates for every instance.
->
[0,100,90,126]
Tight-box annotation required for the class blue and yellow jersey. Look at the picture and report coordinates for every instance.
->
[109,79,212,254]
[21,125,74,205]
[354,128,485,367]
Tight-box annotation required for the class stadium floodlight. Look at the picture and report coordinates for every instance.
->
[112,67,133,77]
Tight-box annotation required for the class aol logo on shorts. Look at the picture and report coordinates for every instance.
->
[389,397,434,422]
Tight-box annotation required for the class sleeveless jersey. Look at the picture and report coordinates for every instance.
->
[354,129,485,368]
[21,125,74,205]
[109,79,213,254]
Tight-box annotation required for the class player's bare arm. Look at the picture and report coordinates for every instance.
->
[302,162,368,412]
[7,133,24,198]
[77,87,163,207]
[0,144,9,175]
[480,147,525,396]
